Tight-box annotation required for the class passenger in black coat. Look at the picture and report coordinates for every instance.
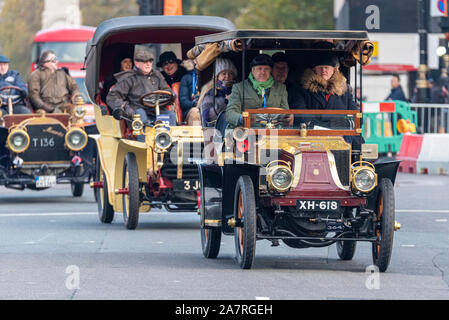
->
[289,52,362,149]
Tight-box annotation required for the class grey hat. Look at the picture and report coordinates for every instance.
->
[134,48,154,62]
[215,58,237,78]
[0,55,10,63]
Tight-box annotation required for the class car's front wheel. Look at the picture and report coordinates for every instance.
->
[122,153,140,230]
[372,178,395,272]
[234,175,257,269]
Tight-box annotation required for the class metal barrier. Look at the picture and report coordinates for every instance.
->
[409,104,449,134]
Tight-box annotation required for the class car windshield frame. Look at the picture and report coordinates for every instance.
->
[242,108,362,136]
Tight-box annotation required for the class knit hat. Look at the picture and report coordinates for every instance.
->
[215,58,237,78]
[157,51,181,68]
[0,55,9,63]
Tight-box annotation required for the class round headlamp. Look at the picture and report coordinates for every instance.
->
[7,129,30,153]
[267,165,293,193]
[74,106,86,119]
[155,131,172,150]
[352,167,377,193]
[65,128,88,151]
[132,119,144,132]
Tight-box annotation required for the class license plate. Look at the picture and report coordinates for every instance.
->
[173,179,199,191]
[36,175,56,188]
[296,200,340,212]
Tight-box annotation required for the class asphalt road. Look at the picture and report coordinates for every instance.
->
[0,172,448,301]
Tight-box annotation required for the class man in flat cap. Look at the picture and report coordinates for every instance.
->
[0,54,30,114]
[107,47,176,126]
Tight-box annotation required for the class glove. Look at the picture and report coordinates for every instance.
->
[123,104,135,119]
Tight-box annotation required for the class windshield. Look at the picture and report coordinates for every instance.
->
[244,109,360,132]
[74,77,92,104]
[32,42,87,63]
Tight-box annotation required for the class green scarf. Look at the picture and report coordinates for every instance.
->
[249,73,274,96]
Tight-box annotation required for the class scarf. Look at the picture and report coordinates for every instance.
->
[249,73,274,96]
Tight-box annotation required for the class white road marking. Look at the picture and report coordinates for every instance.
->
[435,219,448,222]
[401,244,416,248]
[0,212,97,217]
[396,209,449,213]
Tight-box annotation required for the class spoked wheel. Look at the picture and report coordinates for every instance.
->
[336,240,357,260]
[97,168,114,223]
[201,227,221,259]
[372,178,395,272]
[234,175,256,269]
[336,209,357,260]
[122,153,140,230]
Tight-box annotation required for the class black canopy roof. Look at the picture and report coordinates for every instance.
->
[85,15,235,100]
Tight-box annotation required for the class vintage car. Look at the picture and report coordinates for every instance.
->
[193,30,401,272]
[0,85,95,196]
[85,15,235,229]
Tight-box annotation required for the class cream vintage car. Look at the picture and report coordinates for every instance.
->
[84,15,235,229]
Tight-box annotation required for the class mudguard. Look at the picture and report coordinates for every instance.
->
[198,162,223,228]
[366,159,401,211]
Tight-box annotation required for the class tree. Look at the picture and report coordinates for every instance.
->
[0,0,44,80]
[79,0,138,27]
[234,0,334,29]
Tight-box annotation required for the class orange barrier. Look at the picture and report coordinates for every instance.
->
[396,134,424,174]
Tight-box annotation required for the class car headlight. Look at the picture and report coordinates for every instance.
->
[7,129,30,153]
[155,130,172,151]
[65,128,88,151]
[267,165,293,193]
[74,106,86,119]
[352,164,377,193]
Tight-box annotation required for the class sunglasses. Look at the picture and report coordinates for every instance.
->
[45,57,58,63]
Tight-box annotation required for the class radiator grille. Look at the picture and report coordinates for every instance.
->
[330,149,350,186]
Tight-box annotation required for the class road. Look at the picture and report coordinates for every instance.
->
[0,173,448,301]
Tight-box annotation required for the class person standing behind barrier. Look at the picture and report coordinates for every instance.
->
[0,54,30,114]
[386,74,407,102]
[28,50,80,113]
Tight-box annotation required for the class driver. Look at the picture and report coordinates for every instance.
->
[0,54,30,114]
[106,47,176,126]
[225,54,290,128]
[27,50,80,113]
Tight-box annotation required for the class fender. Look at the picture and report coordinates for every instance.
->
[366,159,401,211]
[198,162,223,228]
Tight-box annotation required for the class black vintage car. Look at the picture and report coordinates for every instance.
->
[193,30,401,272]
[0,86,95,196]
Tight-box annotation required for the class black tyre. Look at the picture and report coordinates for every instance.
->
[234,175,257,269]
[372,178,395,272]
[71,166,84,197]
[122,153,140,230]
[201,227,221,259]
[336,240,357,260]
[97,168,114,223]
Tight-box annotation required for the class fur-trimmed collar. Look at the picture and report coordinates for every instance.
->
[301,68,347,96]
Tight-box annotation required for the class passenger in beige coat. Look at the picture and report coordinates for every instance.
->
[27,50,80,113]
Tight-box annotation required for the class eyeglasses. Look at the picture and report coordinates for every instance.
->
[136,58,154,63]
[45,57,58,63]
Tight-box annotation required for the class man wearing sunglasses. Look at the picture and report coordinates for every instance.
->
[27,50,80,113]
[107,47,176,126]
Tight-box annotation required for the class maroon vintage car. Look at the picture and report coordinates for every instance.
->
[195,30,401,272]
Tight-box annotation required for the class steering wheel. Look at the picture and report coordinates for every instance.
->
[139,90,175,109]
[0,85,26,106]
[254,108,292,128]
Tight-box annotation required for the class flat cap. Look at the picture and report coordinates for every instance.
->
[0,55,10,63]
[134,48,154,62]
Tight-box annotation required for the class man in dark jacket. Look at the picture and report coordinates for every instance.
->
[385,74,407,101]
[0,54,30,114]
[157,51,187,87]
[106,47,176,126]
